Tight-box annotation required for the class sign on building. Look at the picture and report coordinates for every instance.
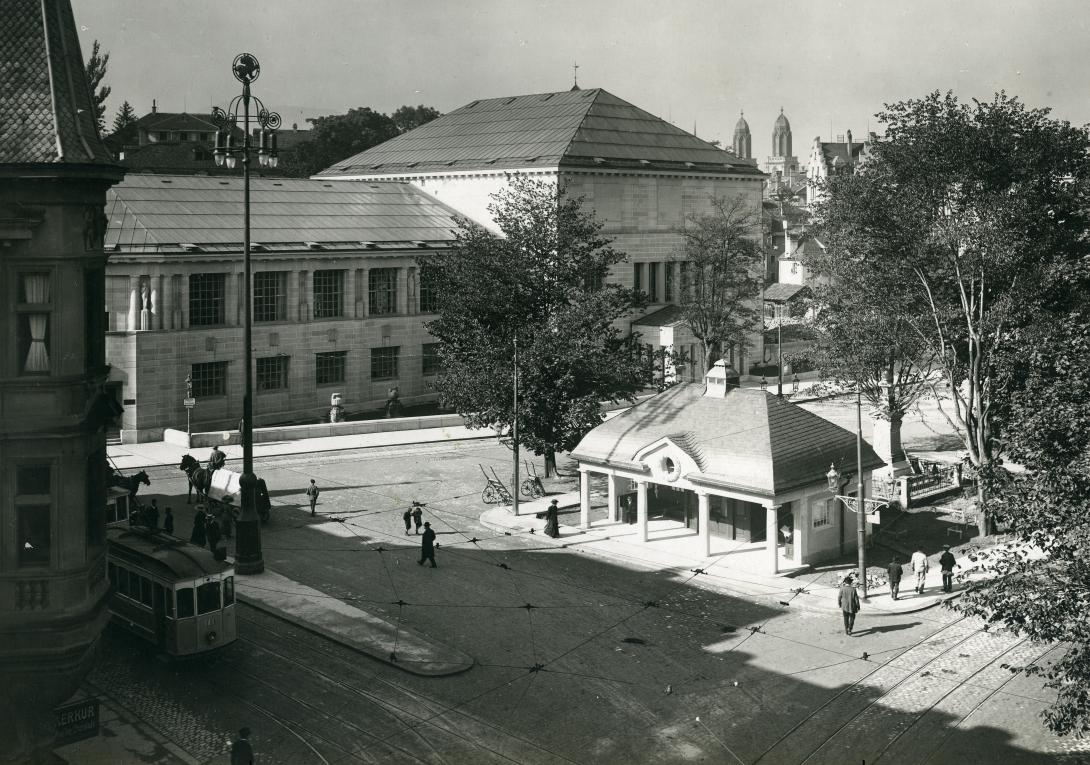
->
[54,697,100,745]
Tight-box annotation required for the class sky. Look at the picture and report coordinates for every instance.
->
[72,0,1090,160]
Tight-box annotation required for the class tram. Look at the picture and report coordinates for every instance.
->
[106,522,237,656]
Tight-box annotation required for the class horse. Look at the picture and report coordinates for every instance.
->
[179,454,212,505]
[109,469,150,499]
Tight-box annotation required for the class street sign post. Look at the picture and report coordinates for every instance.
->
[183,395,196,437]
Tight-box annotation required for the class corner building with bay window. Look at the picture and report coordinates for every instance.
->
[104,175,459,442]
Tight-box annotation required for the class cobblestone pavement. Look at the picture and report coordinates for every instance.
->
[107,439,1084,765]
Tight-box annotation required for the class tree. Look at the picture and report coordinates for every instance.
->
[810,91,1090,533]
[422,175,648,467]
[279,107,400,177]
[392,104,441,133]
[84,40,110,133]
[673,195,764,371]
[110,100,138,143]
[801,242,935,472]
[956,282,1090,736]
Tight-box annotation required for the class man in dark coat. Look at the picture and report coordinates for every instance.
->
[418,522,437,568]
[208,445,226,472]
[230,727,254,765]
[206,515,222,554]
[886,557,904,600]
[412,502,424,534]
[163,507,175,535]
[939,545,959,592]
[402,506,413,535]
[145,498,160,529]
[838,574,861,635]
[190,509,207,547]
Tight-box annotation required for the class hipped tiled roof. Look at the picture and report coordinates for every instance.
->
[320,89,764,177]
[0,0,115,165]
[105,175,460,250]
[572,383,883,496]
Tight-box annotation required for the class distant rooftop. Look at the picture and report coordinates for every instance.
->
[105,175,459,252]
[320,88,764,177]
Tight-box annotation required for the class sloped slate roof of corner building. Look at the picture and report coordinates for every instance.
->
[819,140,867,168]
[0,0,115,164]
[319,88,765,176]
[571,383,884,496]
[104,175,460,250]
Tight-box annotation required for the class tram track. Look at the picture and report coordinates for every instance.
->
[234,608,577,764]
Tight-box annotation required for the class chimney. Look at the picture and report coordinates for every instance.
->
[846,129,853,156]
[152,99,157,114]
[703,360,741,398]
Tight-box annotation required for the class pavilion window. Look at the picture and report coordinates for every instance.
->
[313,269,345,319]
[369,268,397,315]
[256,356,289,391]
[813,498,833,528]
[315,351,346,385]
[190,361,227,398]
[188,274,226,326]
[253,271,288,323]
[370,346,399,381]
[16,272,52,375]
[419,267,439,313]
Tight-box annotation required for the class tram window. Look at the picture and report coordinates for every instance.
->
[176,587,195,618]
[197,581,221,615]
[118,568,131,597]
[107,562,117,586]
[139,577,153,607]
[223,576,234,606]
[164,587,174,617]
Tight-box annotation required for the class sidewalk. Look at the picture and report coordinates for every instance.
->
[108,422,500,470]
[479,498,991,616]
[234,569,474,676]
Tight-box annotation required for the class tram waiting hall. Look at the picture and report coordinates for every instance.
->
[572,362,885,573]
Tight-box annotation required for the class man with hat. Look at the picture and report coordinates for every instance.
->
[837,574,861,636]
[231,727,253,764]
[418,521,437,568]
[939,544,959,593]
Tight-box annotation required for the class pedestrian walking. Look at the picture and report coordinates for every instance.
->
[208,444,226,472]
[230,727,254,765]
[164,507,175,535]
[306,479,320,517]
[418,522,437,568]
[402,506,413,535]
[206,516,222,554]
[838,574,861,635]
[886,556,903,600]
[939,544,959,592]
[190,508,207,547]
[911,546,929,594]
[544,499,560,538]
[411,501,424,534]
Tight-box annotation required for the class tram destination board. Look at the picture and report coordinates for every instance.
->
[54,697,99,745]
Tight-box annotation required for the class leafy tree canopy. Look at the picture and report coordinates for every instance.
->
[673,195,764,371]
[423,175,648,457]
[392,104,441,133]
[84,40,110,133]
[278,104,441,177]
[809,91,1090,529]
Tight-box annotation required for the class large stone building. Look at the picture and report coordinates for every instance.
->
[318,87,768,375]
[0,0,123,753]
[805,129,876,206]
[104,175,460,442]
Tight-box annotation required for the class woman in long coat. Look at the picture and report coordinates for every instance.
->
[544,500,560,539]
[190,508,208,547]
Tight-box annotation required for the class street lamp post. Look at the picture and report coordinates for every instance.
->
[825,388,886,600]
[211,53,280,576]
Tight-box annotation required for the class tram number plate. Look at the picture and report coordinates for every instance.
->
[55,697,100,745]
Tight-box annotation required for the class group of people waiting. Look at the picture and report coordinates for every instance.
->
[129,498,174,535]
[189,505,233,561]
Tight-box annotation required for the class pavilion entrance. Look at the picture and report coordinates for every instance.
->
[647,485,697,530]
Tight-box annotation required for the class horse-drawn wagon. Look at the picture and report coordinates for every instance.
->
[179,454,271,524]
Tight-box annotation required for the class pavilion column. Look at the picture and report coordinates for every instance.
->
[606,473,619,523]
[298,270,311,322]
[344,267,356,318]
[697,491,711,558]
[636,480,648,543]
[579,469,591,529]
[126,275,139,331]
[159,273,172,330]
[151,274,162,329]
[765,502,781,575]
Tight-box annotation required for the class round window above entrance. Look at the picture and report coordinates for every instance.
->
[661,455,680,482]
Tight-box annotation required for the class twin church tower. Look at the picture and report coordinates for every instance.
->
[732,109,800,188]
